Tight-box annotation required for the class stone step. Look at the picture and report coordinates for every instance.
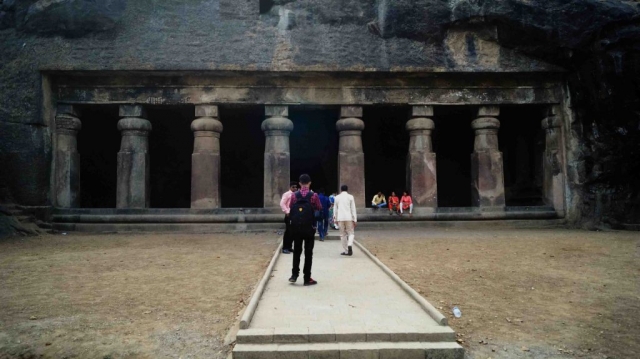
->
[233,341,464,359]
[237,326,455,344]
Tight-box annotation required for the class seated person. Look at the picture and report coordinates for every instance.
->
[388,192,400,214]
[371,191,387,209]
[400,191,413,216]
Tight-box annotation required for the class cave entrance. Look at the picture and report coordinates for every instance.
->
[363,105,410,207]
[146,106,193,208]
[77,104,120,208]
[500,105,545,206]
[219,105,265,208]
[433,106,476,207]
[289,107,340,195]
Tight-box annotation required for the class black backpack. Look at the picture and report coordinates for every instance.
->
[290,191,315,230]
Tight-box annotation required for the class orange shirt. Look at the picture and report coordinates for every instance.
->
[388,196,399,208]
[400,195,412,209]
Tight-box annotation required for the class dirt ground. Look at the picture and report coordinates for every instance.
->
[359,228,640,359]
[1,228,638,359]
[0,232,278,359]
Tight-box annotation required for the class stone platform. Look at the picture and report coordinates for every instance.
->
[49,206,560,232]
[233,239,463,359]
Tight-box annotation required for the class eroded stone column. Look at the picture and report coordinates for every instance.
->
[191,105,223,209]
[54,104,81,208]
[406,106,437,209]
[116,105,151,209]
[262,105,293,208]
[337,106,365,208]
[471,106,505,209]
[542,107,565,216]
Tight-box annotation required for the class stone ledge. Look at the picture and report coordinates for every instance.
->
[233,342,464,359]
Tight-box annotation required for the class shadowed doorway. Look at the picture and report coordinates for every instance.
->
[289,107,339,194]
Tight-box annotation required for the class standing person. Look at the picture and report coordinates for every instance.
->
[288,174,322,286]
[333,185,357,256]
[371,191,387,210]
[388,191,400,215]
[316,188,331,241]
[400,191,413,216]
[279,181,298,254]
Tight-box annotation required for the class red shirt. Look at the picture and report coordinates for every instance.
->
[289,186,323,211]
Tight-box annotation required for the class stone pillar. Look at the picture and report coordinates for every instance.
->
[337,106,365,208]
[116,105,151,209]
[54,104,81,208]
[541,107,565,216]
[191,105,223,209]
[471,106,505,209]
[406,106,437,209]
[262,105,293,208]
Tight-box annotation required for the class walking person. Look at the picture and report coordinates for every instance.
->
[333,185,357,256]
[316,188,331,241]
[279,181,298,254]
[288,174,322,286]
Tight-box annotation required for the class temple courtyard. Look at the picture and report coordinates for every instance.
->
[0,228,638,359]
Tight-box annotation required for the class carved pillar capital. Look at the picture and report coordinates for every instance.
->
[192,105,223,139]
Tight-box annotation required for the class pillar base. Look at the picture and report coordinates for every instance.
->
[191,152,221,209]
[116,152,150,208]
[543,150,565,216]
[339,152,365,208]
[55,150,80,208]
[408,151,437,208]
[471,151,505,208]
[264,152,290,208]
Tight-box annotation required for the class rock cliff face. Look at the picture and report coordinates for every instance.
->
[0,0,638,226]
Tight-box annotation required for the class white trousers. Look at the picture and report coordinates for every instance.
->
[400,203,413,214]
[338,220,355,252]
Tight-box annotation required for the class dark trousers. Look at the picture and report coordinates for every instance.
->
[283,215,293,251]
[291,228,315,281]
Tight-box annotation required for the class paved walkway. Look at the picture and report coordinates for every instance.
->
[250,239,441,333]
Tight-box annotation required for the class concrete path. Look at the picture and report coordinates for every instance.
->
[252,240,440,331]
[233,239,463,358]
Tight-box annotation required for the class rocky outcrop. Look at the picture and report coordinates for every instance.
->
[5,0,126,36]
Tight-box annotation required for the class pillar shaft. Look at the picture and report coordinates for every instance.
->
[337,106,365,208]
[471,107,505,208]
[116,105,151,209]
[542,109,565,216]
[262,106,293,208]
[54,105,81,208]
[191,105,223,209]
[406,106,437,208]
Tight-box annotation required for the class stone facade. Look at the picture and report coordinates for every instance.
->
[0,0,638,226]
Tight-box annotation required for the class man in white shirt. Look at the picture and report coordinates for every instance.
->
[333,185,357,256]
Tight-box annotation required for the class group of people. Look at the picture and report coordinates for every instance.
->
[279,174,358,286]
[371,191,413,215]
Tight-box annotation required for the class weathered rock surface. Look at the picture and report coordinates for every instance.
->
[0,0,638,225]
[16,0,126,36]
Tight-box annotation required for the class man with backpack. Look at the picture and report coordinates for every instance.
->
[287,174,322,286]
